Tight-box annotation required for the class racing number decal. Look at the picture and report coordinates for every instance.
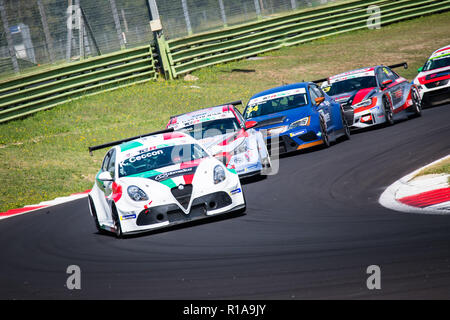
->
[246,105,259,117]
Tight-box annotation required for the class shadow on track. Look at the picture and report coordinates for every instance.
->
[94,210,247,239]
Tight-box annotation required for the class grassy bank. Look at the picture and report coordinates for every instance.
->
[1,12,449,212]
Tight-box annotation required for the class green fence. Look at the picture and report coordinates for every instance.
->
[1,0,449,123]
[161,0,450,79]
[0,45,157,123]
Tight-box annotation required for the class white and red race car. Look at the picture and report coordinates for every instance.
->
[167,102,271,178]
[87,129,246,237]
[320,63,421,129]
[414,45,450,108]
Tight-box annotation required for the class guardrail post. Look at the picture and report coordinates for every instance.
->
[254,0,262,19]
[109,0,126,50]
[37,0,55,64]
[0,0,19,73]
[290,0,297,10]
[219,0,228,27]
[147,0,173,79]
[181,0,193,35]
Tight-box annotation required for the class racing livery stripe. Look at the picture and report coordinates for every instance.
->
[418,73,450,85]
[352,87,375,105]
[297,140,324,150]
[120,141,143,152]
[111,182,122,202]
[163,132,185,140]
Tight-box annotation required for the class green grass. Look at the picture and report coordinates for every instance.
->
[1,12,449,212]
[414,157,450,184]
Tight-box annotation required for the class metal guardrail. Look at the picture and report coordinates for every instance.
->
[161,0,450,79]
[0,45,157,123]
[0,0,449,123]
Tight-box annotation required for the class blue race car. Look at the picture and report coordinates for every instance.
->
[243,82,350,154]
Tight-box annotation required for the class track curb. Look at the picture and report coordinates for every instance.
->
[379,155,450,215]
[0,190,91,220]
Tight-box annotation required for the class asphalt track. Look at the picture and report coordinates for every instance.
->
[0,104,449,300]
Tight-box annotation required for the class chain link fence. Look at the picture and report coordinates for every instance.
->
[0,0,340,76]
[158,0,340,39]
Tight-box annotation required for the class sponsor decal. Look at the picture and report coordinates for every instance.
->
[329,68,375,84]
[149,166,197,182]
[119,149,164,167]
[290,130,307,137]
[248,88,307,106]
[230,188,242,195]
[121,213,136,220]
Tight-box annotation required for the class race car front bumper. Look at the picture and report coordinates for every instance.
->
[351,106,386,129]
[265,130,323,154]
[420,84,450,107]
[118,189,245,234]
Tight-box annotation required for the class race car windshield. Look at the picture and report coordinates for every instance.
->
[423,56,450,71]
[118,144,208,177]
[244,93,307,118]
[327,76,378,96]
[179,118,240,139]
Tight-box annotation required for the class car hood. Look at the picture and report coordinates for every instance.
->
[199,129,248,155]
[246,107,311,130]
[330,87,377,106]
[119,158,209,188]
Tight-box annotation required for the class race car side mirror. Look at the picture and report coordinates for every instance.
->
[417,67,423,73]
[315,97,325,105]
[381,79,393,88]
[98,171,113,182]
[245,120,258,130]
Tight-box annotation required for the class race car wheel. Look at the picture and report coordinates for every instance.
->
[320,118,330,148]
[409,88,422,118]
[88,196,104,234]
[383,96,394,126]
[341,109,351,141]
[111,205,123,239]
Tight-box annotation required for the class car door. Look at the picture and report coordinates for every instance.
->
[97,149,115,215]
[104,148,116,206]
[377,66,404,111]
[309,84,333,130]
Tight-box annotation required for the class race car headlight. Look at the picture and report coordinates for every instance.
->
[233,140,248,155]
[213,165,226,184]
[353,97,376,109]
[289,117,310,130]
[127,185,149,202]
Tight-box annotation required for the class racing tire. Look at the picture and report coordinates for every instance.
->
[320,118,330,148]
[88,196,104,234]
[408,88,422,118]
[340,109,351,141]
[111,205,123,239]
[383,96,394,126]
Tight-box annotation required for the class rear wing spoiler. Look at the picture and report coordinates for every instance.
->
[387,62,408,70]
[88,128,174,156]
[311,77,328,84]
[169,100,243,119]
[311,62,408,85]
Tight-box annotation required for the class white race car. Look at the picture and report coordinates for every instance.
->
[88,129,246,238]
[414,45,450,107]
[166,101,271,178]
